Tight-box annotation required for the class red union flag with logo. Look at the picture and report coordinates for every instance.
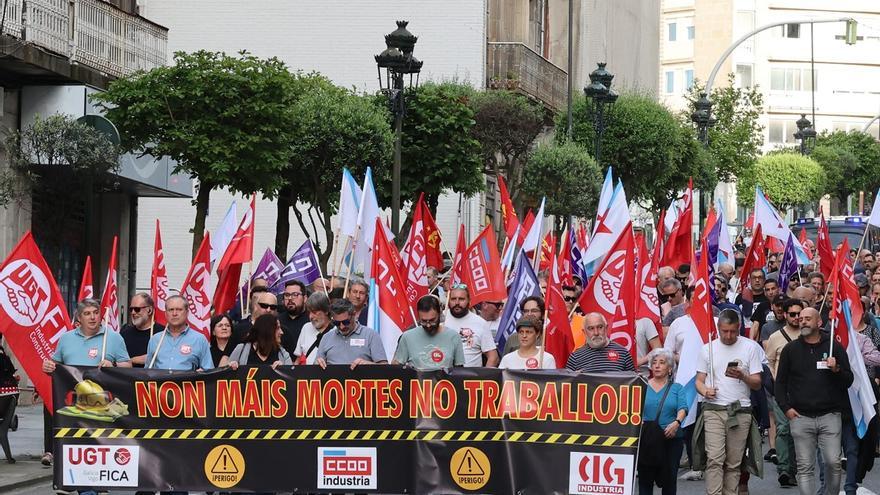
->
[77,256,93,301]
[461,225,506,307]
[99,236,120,332]
[369,220,415,359]
[151,220,169,326]
[0,232,73,411]
[181,233,212,340]
[403,196,430,308]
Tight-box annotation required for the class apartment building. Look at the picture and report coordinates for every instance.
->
[660,0,880,218]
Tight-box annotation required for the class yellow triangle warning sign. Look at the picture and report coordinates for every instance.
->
[455,448,486,476]
[210,447,240,474]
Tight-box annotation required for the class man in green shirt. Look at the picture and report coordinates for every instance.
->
[393,296,464,370]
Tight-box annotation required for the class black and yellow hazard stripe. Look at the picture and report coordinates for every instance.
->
[54,427,637,447]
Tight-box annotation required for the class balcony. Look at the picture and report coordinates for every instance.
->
[0,0,167,80]
[486,42,568,112]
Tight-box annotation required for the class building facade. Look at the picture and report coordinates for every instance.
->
[660,0,880,218]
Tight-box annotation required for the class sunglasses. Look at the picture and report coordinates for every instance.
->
[333,317,353,328]
[563,295,577,303]
[418,319,440,327]
[787,312,802,318]
[258,302,279,311]
[130,306,149,313]
[451,283,468,290]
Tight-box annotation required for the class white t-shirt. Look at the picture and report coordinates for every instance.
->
[443,311,497,367]
[664,315,697,356]
[499,347,556,370]
[635,318,659,368]
[294,322,328,365]
[486,319,500,340]
[696,336,764,407]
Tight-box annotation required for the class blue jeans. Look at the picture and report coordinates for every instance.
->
[638,437,684,494]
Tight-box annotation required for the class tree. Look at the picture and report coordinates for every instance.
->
[815,130,880,198]
[470,90,545,211]
[378,82,484,215]
[279,83,393,268]
[93,50,301,256]
[810,144,859,205]
[520,142,601,222]
[683,75,764,183]
[736,152,826,211]
[563,92,714,211]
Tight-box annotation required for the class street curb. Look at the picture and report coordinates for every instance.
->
[0,470,54,492]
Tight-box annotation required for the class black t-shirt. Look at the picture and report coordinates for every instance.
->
[119,323,164,367]
[278,310,308,355]
[246,347,280,365]
[751,302,773,333]
[210,339,236,368]
[233,318,253,343]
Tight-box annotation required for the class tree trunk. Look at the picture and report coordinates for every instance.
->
[192,182,212,259]
[275,185,292,260]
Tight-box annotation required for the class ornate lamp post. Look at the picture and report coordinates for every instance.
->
[793,114,817,155]
[583,62,618,167]
[376,20,422,235]
[691,92,716,146]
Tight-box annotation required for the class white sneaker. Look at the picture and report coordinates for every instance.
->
[680,470,704,480]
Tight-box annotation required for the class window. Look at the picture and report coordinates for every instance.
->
[665,71,675,93]
[769,68,816,92]
[685,69,694,90]
[668,23,677,41]
[735,64,753,87]
[687,26,695,40]
[768,120,785,143]
[782,23,800,38]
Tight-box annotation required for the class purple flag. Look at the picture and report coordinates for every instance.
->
[778,234,799,293]
[273,240,321,291]
[237,248,284,302]
[495,251,540,351]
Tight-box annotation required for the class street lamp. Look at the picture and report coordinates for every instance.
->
[793,114,817,155]
[583,62,617,167]
[691,92,716,147]
[375,20,422,235]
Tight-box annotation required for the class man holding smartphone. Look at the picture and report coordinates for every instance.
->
[696,309,764,495]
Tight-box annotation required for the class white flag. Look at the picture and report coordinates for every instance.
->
[867,188,880,227]
[338,168,363,238]
[521,197,545,253]
[211,200,238,267]
[354,167,381,277]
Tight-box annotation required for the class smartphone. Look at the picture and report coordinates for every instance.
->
[727,361,738,368]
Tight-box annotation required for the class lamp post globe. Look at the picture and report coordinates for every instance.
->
[583,62,616,168]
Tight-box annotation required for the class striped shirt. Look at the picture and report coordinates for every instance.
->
[565,342,635,373]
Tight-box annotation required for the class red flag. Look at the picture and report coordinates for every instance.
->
[558,227,575,286]
[151,219,169,326]
[181,233,212,340]
[403,196,430,308]
[799,227,807,245]
[744,211,754,230]
[539,232,556,271]
[77,256,93,301]
[690,236,717,343]
[420,199,444,270]
[214,196,255,314]
[767,235,785,254]
[518,209,535,246]
[498,175,519,241]
[817,209,834,280]
[461,224,506,307]
[544,242,575,368]
[450,224,467,285]
[636,228,662,334]
[0,232,73,411]
[578,224,636,336]
[576,221,590,251]
[663,179,694,269]
[703,207,718,238]
[371,219,415,332]
[739,224,766,291]
[654,210,667,270]
[608,228,638,361]
[99,236,120,332]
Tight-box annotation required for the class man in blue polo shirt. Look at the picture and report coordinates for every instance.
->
[43,299,131,371]
[316,299,387,369]
[146,295,213,371]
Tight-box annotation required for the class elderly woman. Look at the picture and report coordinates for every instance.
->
[638,348,688,495]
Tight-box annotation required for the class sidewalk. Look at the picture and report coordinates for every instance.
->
[0,403,54,491]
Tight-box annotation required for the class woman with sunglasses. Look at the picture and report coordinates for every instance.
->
[499,318,556,369]
[223,314,292,369]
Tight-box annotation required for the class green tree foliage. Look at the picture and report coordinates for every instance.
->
[810,144,859,205]
[520,142,601,219]
[93,50,301,256]
[384,81,484,215]
[470,90,545,211]
[683,75,764,183]
[736,152,826,211]
[814,130,880,198]
[563,92,713,210]
[279,82,393,267]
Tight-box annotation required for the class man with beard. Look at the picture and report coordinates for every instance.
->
[394,295,465,369]
[776,307,853,495]
[565,312,635,372]
[348,278,370,326]
[478,301,503,339]
[444,285,499,367]
[120,293,164,367]
[278,280,309,355]
[750,278,781,340]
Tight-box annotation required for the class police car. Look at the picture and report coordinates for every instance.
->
[791,216,880,253]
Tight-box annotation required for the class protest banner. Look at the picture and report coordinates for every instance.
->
[53,365,643,494]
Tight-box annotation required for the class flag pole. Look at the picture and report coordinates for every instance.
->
[244,262,253,315]
[329,227,342,279]
[531,216,544,275]
[343,225,362,298]
[147,328,168,369]
[538,309,549,369]
[311,241,330,297]
[331,235,352,290]
[99,311,109,366]
[855,227,870,266]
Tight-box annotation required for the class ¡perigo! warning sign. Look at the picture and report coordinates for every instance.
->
[450,446,491,490]
[204,444,245,489]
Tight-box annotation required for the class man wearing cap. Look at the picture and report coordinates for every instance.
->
[394,295,464,370]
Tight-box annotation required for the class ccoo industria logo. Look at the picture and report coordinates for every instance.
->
[317,447,377,490]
